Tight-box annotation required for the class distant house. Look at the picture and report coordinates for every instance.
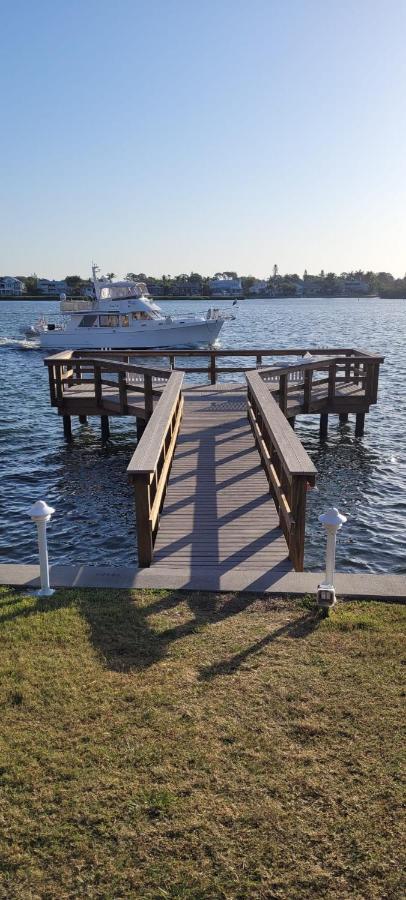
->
[341,277,369,295]
[0,276,24,296]
[37,279,69,295]
[248,279,269,295]
[210,274,242,296]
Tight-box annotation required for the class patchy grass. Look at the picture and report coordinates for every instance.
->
[0,586,404,899]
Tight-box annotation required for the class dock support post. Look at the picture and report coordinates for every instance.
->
[355,413,365,437]
[288,417,296,430]
[79,415,87,425]
[136,418,146,441]
[319,413,328,439]
[339,414,348,424]
[101,415,110,442]
[63,415,72,442]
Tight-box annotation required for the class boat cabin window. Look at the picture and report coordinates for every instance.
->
[132,311,150,321]
[121,314,129,327]
[79,314,98,327]
[99,314,119,327]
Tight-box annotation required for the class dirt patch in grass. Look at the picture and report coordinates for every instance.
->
[0,586,404,898]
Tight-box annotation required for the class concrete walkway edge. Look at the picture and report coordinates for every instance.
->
[0,564,405,601]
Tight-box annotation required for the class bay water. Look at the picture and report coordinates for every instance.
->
[0,296,405,573]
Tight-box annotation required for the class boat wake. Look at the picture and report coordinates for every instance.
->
[0,336,41,351]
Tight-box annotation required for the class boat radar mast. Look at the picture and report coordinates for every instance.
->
[92,263,101,300]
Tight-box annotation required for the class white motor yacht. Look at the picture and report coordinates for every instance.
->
[24,266,235,350]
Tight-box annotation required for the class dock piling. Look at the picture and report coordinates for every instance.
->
[319,413,328,439]
[63,415,72,442]
[355,413,365,436]
[101,416,110,442]
[136,418,146,441]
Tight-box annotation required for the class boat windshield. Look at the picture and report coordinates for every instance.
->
[100,283,146,300]
[132,311,152,321]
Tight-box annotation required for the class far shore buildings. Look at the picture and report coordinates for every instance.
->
[37,279,69,295]
[210,274,243,296]
[0,276,24,295]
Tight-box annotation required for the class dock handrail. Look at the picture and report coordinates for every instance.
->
[259,352,384,413]
[44,352,172,417]
[246,370,316,571]
[127,371,184,566]
[66,347,373,386]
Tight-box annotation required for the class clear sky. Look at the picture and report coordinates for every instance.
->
[1,0,405,279]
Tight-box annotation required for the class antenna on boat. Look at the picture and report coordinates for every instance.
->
[91,262,101,301]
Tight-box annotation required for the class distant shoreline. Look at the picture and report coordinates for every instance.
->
[0,293,397,302]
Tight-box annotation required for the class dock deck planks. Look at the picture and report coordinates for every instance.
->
[151,383,293,580]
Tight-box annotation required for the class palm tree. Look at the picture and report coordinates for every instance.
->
[107,272,115,281]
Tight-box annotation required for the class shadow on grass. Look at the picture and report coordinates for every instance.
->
[1,588,321,676]
[81,590,258,672]
[199,611,321,679]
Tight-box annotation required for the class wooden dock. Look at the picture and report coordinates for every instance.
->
[44,347,384,579]
[151,383,293,580]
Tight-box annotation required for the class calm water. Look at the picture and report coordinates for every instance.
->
[0,297,405,573]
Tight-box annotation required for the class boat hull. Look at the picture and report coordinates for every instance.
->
[39,319,224,350]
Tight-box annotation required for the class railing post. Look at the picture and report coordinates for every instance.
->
[371,361,380,403]
[169,354,175,369]
[133,475,153,566]
[48,366,57,405]
[279,373,288,416]
[144,372,153,419]
[210,353,216,385]
[94,363,102,407]
[365,361,376,404]
[303,370,313,412]
[55,365,63,404]
[328,362,336,403]
[289,475,307,571]
[345,351,352,382]
[118,370,128,413]
[256,354,262,368]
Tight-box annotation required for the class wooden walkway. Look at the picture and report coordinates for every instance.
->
[45,347,384,586]
[151,384,293,580]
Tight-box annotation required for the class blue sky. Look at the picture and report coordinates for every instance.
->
[1,0,405,278]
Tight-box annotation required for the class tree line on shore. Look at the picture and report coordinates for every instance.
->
[14,269,406,298]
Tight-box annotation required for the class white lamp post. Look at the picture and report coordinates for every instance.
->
[27,500,55,597]
[317,507,347,611]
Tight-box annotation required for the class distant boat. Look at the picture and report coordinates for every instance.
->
[23,265,235,350]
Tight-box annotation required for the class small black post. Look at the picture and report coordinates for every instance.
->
[136,418,146,441]
[339,413,348,424]
[79,415,87,425]
[288,416,296,430]
[63,415,72,442]
[319,413,328,439]
[101,415,110,442]
[355,413,365,437]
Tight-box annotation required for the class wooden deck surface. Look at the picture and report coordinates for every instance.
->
[151,384,293,580]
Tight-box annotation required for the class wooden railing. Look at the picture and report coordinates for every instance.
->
[45,351,171,419]
[65,347,371,385]
[127,371,184,566]
[246,370,317,571]
[259,352,384,414]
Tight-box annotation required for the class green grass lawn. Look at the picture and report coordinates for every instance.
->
[0,586,404,899]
